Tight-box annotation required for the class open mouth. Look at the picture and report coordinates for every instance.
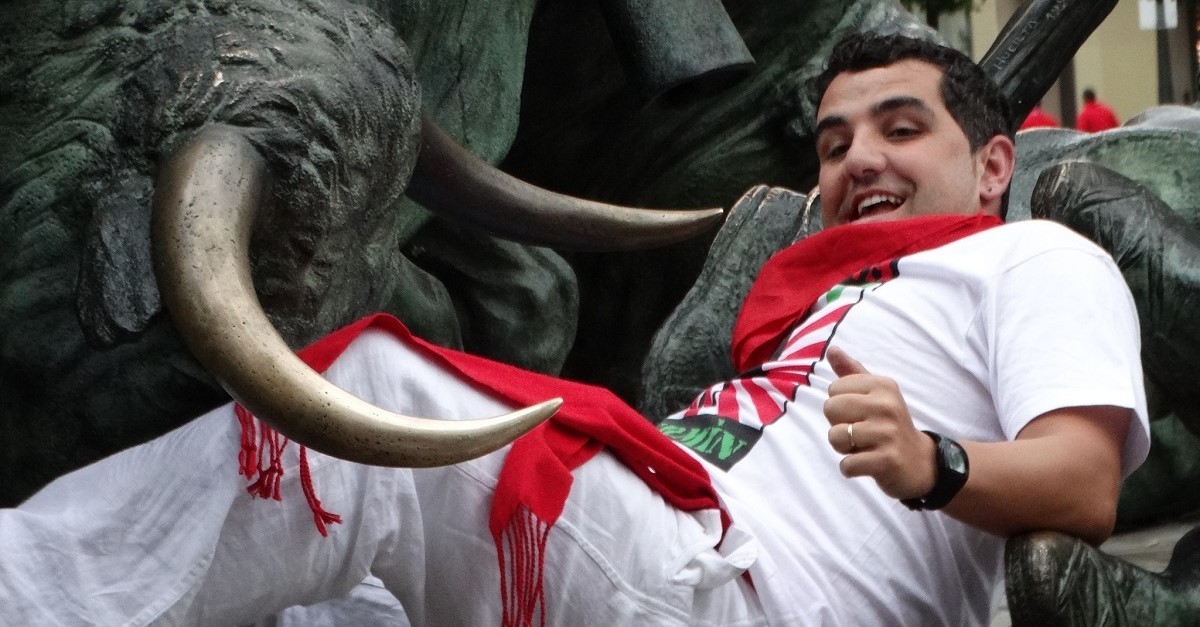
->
[854,193,904,221]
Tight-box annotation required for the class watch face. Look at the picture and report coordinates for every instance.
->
[942,439,969,476]
[902,431,969,511]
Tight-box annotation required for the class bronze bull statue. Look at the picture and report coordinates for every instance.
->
[4,0,1200,622]
[0,0,731,500]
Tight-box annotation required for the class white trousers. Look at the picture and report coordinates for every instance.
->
[1,329,763,626]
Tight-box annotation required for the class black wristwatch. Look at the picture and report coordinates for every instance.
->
[901,431,969,511]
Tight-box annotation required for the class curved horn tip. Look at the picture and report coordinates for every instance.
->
[398,397,564,468]
[514,397,564,428]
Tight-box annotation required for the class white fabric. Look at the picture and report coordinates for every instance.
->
[0,330,761,626]
[260,577,410,627]
[661,219,1150,626]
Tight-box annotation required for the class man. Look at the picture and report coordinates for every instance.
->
[0,33,1149,625]
[1076,87,1121,132]
[1019,101,1059,129]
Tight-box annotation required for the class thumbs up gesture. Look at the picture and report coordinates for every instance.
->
[823,346,937,501]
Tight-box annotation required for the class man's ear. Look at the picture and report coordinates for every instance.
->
[977,134,1016,212]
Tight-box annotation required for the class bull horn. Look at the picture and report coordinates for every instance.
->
[406,114,725,251]
[151,124,561,467]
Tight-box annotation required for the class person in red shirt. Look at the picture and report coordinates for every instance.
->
[1076,88,1120,132]
[1020,102,1060,129]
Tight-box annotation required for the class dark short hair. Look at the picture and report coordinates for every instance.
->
[1083,88,1097,102]
[811,32,1013,152]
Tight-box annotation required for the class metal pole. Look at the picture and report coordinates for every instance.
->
[1158,0,1175,103]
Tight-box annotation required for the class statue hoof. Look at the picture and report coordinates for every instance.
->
[1005,527,1200,626]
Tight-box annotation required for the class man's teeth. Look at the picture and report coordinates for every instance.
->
[856,194,902,217]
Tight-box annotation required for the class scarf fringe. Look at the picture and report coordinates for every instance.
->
[234,404,342,537]
[299,445,343,535]
[496,505,550,627]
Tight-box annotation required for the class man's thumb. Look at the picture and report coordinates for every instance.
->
[827,346,869,378]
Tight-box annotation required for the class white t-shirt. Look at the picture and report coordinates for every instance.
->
[658,220,1151,625]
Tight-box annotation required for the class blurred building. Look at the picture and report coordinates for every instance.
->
[942,0,1198,127]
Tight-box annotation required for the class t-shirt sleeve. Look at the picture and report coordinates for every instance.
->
[982,245,1150,477]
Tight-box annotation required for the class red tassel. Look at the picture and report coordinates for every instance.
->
[299,446,343,537]
[235,404,258,479]
[496,506,550,627]
[246,426,286,500]
[234,404,342,535]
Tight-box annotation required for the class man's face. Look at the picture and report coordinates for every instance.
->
[815,60,992,227]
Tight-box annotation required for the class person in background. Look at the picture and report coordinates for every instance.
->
[1076,88,1120,132]
[1019,100,1059,130]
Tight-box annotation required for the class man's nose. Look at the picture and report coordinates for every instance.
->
[844,136,886,180]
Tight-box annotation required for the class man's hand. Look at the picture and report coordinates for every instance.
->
[824,345,1128,541]
[823,346,937,501]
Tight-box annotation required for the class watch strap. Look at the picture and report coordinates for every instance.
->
[901,431,969,511]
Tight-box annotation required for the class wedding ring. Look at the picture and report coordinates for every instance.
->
[847,423,857,451]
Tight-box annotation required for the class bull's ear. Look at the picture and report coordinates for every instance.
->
[75,172,162,347]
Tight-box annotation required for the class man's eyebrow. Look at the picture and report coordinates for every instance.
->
[814,115,847,138]
[873,95,933,117]
[814,95,934,137]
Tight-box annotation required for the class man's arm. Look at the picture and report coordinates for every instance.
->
[824,347,1130,546]
[949,407,1128,545]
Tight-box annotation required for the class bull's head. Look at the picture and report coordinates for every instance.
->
[140,0,748,464]
[0,0,746,493]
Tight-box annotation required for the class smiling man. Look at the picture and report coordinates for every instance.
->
[0,32,1152,627]
[658,32,1149,623]
[814,56,1013,226]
